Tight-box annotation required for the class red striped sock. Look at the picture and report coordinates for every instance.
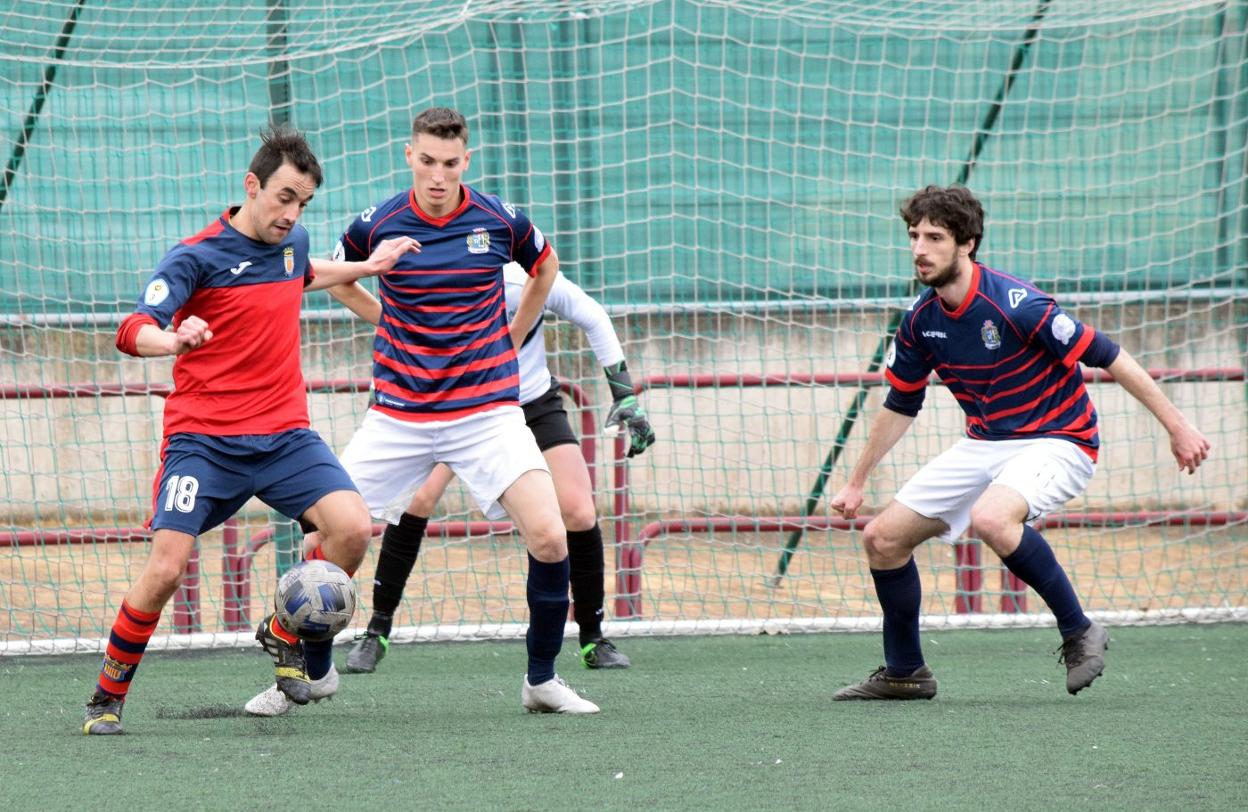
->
[96,600,161,698]
[305,544,357,576]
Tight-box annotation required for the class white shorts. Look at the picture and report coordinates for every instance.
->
[894,437,1095,542]
[338,406,549,523]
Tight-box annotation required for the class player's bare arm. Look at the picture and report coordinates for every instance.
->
[129,316,213,357]
[306,236,420,291]
[327,281,382,326]
[509,251,559,348]
[1104,349,1210,474]
[830,407,915,519]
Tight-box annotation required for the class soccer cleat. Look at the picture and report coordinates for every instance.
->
[580,638,631,669]
[1059,620,1109,695]
[255,613,311,705]
[83,691,125,735]
[345,632,389,674]
[522,674,601,714]
[245,665,339,717]
[832,665,938,701]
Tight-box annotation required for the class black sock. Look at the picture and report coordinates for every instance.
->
[567,526,606,645]
[370,512,428,634]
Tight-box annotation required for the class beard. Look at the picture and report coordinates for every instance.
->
[914,258,960,288]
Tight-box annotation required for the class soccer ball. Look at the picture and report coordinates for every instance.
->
[274,560,357,641]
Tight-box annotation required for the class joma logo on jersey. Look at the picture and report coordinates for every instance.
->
[228,260,252,275]
[466,228,490,254]
[283,246,295,276]
[981,320,1002,350]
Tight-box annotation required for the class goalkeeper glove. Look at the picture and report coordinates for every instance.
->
[604,361,656,458]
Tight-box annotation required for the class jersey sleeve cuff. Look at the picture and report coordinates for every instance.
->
[115,313,159,356]
[1062,327,1096,368]
[884,367,928,393]
[523,243,552,277]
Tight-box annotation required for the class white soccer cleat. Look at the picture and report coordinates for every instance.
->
[521,674,600,714]
[245,664,340,717]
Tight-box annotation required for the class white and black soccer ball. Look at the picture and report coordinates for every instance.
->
[274,560,357,641]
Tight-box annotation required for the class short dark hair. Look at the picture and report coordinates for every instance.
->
[411,107,469,144]
[249,125,323,188]
[899,185,984,258]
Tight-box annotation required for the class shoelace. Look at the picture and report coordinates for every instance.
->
[1056,634,1087,667]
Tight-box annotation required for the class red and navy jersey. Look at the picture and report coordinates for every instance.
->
[334,185,552,421]
[115,209,314,437]
[885,262,1101,458]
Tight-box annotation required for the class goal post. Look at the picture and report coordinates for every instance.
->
[2,0,1246,654]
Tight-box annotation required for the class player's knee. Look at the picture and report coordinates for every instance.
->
[525,519,568,563]
[968,506,1017,551]
[408,490,438,518]
[321,515,372,565]
[560,501,597,533]
[861,520,904,563]
[142,555,187,601]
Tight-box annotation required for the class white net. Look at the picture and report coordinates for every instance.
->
[2,0,1246,653]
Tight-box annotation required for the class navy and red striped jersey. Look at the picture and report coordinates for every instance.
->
[885,262,1101,458]
[115,209,314,437]
[333,185,552,421]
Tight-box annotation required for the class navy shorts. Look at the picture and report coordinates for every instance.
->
[523,381,578,452]
[149,429,358,536]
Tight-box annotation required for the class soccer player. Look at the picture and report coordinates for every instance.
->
[82,126,419,735]
[323,263,653,677]
[829,185,1210,700]
[245,107,600,715]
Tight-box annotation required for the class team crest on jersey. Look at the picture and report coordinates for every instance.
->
[981,320,1002,350]
[467,228,490,254]
[283,246,295,276]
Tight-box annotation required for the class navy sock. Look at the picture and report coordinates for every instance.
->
[871,558,925,676]
[304,638,333,681]
[566,526,606,645]
[525,553,570,684]
[1002,525,1089,638]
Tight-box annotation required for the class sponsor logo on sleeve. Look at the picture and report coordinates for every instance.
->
[1008,287,1027,308]
[332,240,345,262]
[360,206,377,223]
[502,200,517,218]
[144,278,170,306]
[1051,313,1076,345]
[885,342,897,368]
[532,226,545,252]
[981,320,1002,350]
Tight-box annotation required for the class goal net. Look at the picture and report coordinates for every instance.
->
[2,0,1246,654]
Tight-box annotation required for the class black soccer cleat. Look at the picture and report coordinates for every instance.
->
[345,632,389,674]
[1059,620,1109,695]
[579,638,631,669]
[255,613,311,705]
[83,691,125,735]
[833,665,937,701]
